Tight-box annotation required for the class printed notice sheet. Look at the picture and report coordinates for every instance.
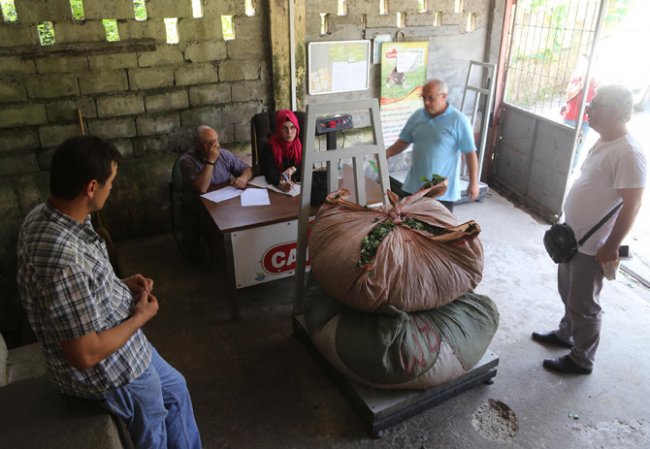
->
[240,188,271,206]
[200,186,243,203]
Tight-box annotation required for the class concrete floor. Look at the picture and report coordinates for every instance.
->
[115,189,650,449]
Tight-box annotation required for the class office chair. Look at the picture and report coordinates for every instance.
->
[169,155,185,255]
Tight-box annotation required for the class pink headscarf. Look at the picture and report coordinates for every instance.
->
[268,110,302,171]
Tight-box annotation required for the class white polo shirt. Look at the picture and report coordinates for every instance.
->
[564,133,646,256]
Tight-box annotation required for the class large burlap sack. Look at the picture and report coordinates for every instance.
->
[303,279,499,390]
[309,187,483,312]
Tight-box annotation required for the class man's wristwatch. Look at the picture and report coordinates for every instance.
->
[204,160,216,166]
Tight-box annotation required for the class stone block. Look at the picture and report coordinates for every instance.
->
[46,97,97,122]
[0,78,27,103]
[14,0,73,23]
[218,124,235,145]
[146,0,193,19]
[180,106,223,129]
[0,103,47,128]
[36,56,89,74]
[97,93,145,117]
[225,38,264,60]
[231,80,267,102]
[136,112,180,136]
[36,147,55,170]
[145,90,189,113]
[137,45,184,67]
[234,122,251,143]
[0,129,39,152]
[232,15,264,39]
[0,151,38,176]
[218,60,259,82]
[109,138,133,158]
[222,101,264,125]
[83,0,137,20]
[128,67,174,91]
[177,18,223,41]
[119,19,167,42]
[203,0,241,17]
[175,63,219,86]
[188,83,231,106]
[79,70,128,95]
[38,123,80,147]
[88,53,138,71]
[183,40,227,63]
[87,118,136,139]
[53,20,107,44]
[0,25,36,47]
[26,74,79,99]
[133,135,169,158]
[0,58,36,75]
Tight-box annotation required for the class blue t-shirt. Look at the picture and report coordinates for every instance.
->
[399,105,476,201]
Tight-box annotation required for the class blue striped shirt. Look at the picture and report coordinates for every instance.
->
[17,202,151,399]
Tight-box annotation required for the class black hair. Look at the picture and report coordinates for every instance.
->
[50,135,122,200]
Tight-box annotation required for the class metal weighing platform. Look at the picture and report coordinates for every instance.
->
[293,99,499,437]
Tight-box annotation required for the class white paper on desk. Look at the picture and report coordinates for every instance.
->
[248,175,301,197]
[240,188,271,206]
[200,186,243,203]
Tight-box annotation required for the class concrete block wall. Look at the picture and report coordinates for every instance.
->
[0,0,271,345]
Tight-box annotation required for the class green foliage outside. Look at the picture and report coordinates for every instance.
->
[134,0,147,21]
[70,0,84,20]
[221,15,235,40]
[0,0,17,22]
[102,19,120,42]
[37,21,55,45]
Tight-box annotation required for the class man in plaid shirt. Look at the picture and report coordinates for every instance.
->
[17,136,201,449]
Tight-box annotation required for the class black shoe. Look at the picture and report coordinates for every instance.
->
[543,355,592,375]
[532,330,573,349]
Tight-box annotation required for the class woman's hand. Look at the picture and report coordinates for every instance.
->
[278,179,292,192]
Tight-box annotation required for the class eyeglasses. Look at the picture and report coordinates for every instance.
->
[420,93,445,102]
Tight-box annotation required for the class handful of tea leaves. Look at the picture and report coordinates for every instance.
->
[420,173,446,187]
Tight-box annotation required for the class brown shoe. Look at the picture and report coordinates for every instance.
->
[532,330,572,349]
[543,355,592,375]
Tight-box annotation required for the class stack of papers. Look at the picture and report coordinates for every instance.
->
[240,188,270,206]
[200,186,243,203]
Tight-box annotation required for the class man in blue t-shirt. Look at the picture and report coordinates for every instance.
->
[386,79,479,212]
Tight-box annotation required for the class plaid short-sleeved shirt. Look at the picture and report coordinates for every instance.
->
[17,202,151,399]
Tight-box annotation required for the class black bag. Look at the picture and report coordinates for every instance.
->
[543,202,623,264]
[543,223,578,263]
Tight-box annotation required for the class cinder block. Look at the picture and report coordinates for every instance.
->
[137,45,184,68]
[0,57,36,75]
[38,123,80,148]
[0,151,38,176]
[218,60,259,82]
[109,138,133,157]
[89,53,138,71]
[232,15,264,39]
[180,106,223,130]
[177,18,223,41]
[136,112,180,136]
[26,74,79,99]
[234,122,251,143]
[97,93,145,118]
[0,129,40,152]
[231,80,267,103]
[175,63,219,86]
[79,70,128,95]
[128,67,174,91]
[119,20,167,42]
[133,135,169,158]
[146,0,193,19]
[218,124,235,145]
[83,0,137,20]
[0,103,47,128]
[46,97,97,122]
[188,83,231,106]
[0,25,36,47]
[0,78,27,103]
[222,101,263,125]
[203,0,241,17]
[87,118,136,139]
[14,0,73,23]
[36,56,89,74]
[225,38,264,60]
[54,20,107,44]
[183,40,227,63]
[145,90,189,113]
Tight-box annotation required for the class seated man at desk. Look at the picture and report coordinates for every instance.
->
[179,125,253,262]
[260,110,302,192]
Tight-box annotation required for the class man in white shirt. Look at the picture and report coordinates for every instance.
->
[532,85,647,374]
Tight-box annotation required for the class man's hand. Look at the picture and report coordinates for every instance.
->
[122,274,154,295]
[231,176,248,189]
[596,242,619,265]
[134,291,159,324]
[467,181,480,201]
[205,140,219,163]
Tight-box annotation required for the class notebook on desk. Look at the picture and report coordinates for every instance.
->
[248,176,301,197]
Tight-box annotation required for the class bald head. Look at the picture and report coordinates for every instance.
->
[421,79,449,117]
[423,79,448,94]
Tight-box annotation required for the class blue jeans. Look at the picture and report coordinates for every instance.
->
[101,347,202,449]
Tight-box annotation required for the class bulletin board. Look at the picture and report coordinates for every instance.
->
[308,40,371,95]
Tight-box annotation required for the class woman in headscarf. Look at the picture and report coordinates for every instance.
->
[261,110,302,192]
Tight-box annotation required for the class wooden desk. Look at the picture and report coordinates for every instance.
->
[200,166,385,292]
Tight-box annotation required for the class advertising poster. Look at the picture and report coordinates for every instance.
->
[379,42,429,147]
